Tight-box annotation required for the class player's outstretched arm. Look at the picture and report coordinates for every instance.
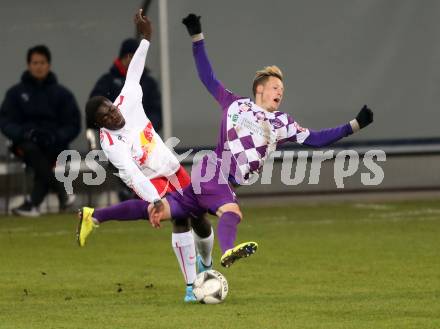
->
[280,105,374,147]
[182,13,238,108]
[303,105,374,147]
[126,9,152,84]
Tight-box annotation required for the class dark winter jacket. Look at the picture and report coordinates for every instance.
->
[0,71,81,151]
[89,60,162,131]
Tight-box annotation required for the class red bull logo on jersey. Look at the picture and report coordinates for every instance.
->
[138,122,156,165]
[142,122,154,142]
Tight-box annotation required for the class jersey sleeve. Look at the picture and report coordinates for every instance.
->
[277,113,353,147]
[125,39,150,84]
[192,39,240,110]
[276,114,311,145]
[101,132,160,202]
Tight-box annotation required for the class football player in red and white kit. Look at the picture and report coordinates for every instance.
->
[78,10,213,302]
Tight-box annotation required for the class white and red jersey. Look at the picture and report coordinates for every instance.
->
[100,39,180,202]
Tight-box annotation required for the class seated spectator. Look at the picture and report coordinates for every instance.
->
[86,38,162,201]
[0,45,81,216]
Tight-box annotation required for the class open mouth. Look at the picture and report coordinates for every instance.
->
[273,98,280,104]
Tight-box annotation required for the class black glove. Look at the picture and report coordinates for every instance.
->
[182,13,202,36]
[356,105,373,129]
[25,128,56,149]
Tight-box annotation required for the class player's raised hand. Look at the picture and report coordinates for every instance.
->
[182,13,202,36]
[135,9,152,41]
[355,105,374,129]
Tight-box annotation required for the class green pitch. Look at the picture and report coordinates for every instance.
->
[1,199,440,329]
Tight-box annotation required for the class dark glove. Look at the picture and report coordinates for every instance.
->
[182,13,202,36]
[356,105,373,129]
[25,128,56,148]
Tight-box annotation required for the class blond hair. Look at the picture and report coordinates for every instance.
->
[252,65,283,96]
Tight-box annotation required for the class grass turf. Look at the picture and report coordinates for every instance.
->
[0,199,439,328]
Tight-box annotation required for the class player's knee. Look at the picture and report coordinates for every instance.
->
[171,216,190,232]
[217,203,242,221]
[190,215,212,238]
[232,210,243,221]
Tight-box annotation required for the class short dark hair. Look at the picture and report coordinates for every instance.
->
[86,96,107,128]
[27,45,51,64]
